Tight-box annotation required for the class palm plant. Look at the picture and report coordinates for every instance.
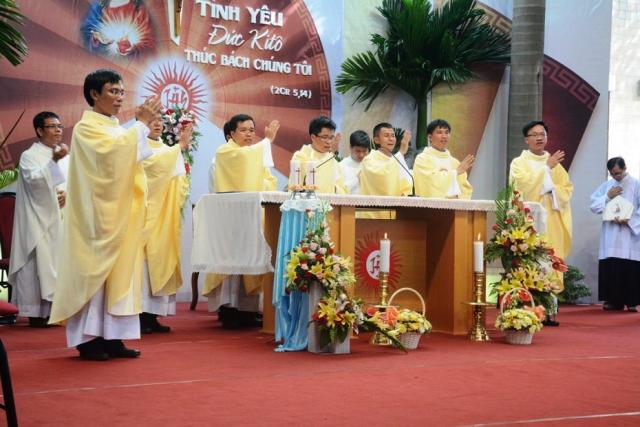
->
[0,0,28,66]
[336,0,510,151]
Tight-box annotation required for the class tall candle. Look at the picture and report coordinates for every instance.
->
[290,160,301,187]
[473,233,484,273]
[380,233,391,273]
[306,161,317,188]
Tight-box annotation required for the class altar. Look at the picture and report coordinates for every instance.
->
[192,191,545,336]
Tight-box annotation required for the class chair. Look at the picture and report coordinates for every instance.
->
[0,193,16,303]
[0,338,18,427]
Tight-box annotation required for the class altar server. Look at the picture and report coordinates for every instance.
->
[139,117,191,333]
[339,130,370,194]
[291,116,346,194]
[9,112,68,327]
[204,114,279,328]
[50,69,162,361]
[590,157,640,311]
[414,119,473,199]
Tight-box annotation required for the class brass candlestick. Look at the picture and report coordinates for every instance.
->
[466,272,491,341]
[370,271,392,346]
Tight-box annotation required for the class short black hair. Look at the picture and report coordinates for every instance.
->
[33,111,60,138]
[607,157,626,171]
[83,69,122,106]
[427,119,451,135]
[223,121,232,141]
[308,116,336,136]
[522,120,548,137]
[372,122,393,138]
[228,114,254,132]
[349,130,371,149]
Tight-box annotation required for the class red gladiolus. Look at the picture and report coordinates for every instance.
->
[301,247,308,253]
[524,207,531,213]
[166,109,174,115]
[315,255,323,261]
[366,307,378,316]
[492,224,498,231]
[184,162,190,175]
[506,218,513,224]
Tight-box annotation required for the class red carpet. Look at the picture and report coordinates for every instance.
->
[1,304,640,426]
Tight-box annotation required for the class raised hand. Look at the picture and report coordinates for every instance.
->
[179,123,194,151]
[135,96,162,128]
[546,150,565,169]
[457,154,475,175]
[399,130,412,155]
[331,132,342,153]
[264,120,280,142]
[53,143,69,162]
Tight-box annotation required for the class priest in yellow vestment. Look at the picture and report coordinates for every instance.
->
[205,114,280,327]
[510,120,573,261]
[290,116,346,194]
[414,119,474,199]
[139,118,191,334]
[49,69,162,360]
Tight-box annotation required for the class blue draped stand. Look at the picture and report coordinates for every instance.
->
[273,198,328,352]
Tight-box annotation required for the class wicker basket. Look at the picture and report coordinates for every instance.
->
[388,288,427,350]
[504,329,533,345]
[499,288,536,345]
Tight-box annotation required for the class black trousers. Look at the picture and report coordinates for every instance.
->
[598,257,640,306]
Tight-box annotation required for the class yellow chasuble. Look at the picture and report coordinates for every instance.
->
[414,147,473,199]
[510,150,573,261]
[358,150,412,219]
[204,138,277,296]
[50,111,148,323]
[291,144,346,194]
[214,139,277,192]
[142,139,189,296]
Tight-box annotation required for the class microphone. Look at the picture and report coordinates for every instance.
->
[391,152,416,197]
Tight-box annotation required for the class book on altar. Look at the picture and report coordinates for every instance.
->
[603,195,634,221]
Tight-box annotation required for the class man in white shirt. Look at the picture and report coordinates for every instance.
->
[590,157,640,311]
[9,111,68,327]
[339,130,370,194]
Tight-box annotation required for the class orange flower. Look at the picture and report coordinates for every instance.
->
[525,305,546,321]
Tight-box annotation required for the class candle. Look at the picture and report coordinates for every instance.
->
[380,233,391,273]
[290,160,301,187]
[473,233,484,273]
[306,161,317,188]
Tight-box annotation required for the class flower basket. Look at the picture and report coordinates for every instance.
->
[504,329,533,345]
[498,288,540,345]
[388,288,428,350]
[308,281,350,354]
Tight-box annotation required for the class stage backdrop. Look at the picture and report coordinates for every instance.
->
[0,0,344,301]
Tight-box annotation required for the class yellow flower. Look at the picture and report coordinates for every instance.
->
[310,263,324,277]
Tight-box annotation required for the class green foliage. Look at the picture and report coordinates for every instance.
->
[0,0,28,66]
[0,167,18,189]
[336,0,510,149]
[558,265,591,304]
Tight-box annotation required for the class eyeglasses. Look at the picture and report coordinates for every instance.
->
[236,127,255,133]
[43,124,64,130]
[314,134,335,141]
[526,132,547,138]
[107,88,125,96]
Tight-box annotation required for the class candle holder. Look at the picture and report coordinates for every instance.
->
[466,272,491,341]
[370,271,392,346]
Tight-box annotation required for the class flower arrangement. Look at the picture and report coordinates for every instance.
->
[285,208,405,351]
[495,289,545,334]
[160,106,200,175]
[366,306,432,336]
[285,209,356,295]
[486,184,567,314]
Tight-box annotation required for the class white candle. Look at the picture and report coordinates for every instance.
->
[473,233,484,273]
[290,160,301,187]
[306,161,317,188]
[380,233,391,273]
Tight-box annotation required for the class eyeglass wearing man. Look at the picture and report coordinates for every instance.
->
[524,122,565,169]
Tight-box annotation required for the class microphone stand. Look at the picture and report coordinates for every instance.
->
[390,151,416,197]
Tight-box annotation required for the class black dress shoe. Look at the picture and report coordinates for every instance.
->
[140,312,171,334]
[77,338,109,361]
[542,318,560,326]
[29,317,52,328]
[104,339,141,358]
[603,302,624,311]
